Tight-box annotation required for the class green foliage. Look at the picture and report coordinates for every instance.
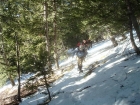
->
[0,67,7,87]
[0,0,139,87]
[19,35,54,74]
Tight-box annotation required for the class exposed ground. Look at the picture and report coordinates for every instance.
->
[0,64,75,105]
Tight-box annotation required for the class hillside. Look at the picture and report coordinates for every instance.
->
[1,37,140,105]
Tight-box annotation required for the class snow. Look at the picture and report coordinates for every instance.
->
[1,35,140,105]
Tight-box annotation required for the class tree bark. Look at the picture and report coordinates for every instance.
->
[110,36,118,47]
[54,53,59,69]
[107,28,118,47]
[129,15,140,55]
[53,0,59,69]
[42,68,51,102]
[43,0,51,101]
[44,0,52,73]
[15,32,21,102]
[9,74,15,86]
[126,0,140,41]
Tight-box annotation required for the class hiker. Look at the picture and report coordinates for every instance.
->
[86,39,92,49]
[82,39,89,49]
[76,42,82,47]
[74,44,88,73]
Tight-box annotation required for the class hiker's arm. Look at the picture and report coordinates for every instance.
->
[73,48,78,55]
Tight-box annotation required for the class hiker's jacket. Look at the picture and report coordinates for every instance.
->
[74,47,87,58]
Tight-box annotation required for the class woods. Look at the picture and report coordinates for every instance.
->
[0,0,140,104]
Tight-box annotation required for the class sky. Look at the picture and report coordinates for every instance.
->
[1,34,140,105]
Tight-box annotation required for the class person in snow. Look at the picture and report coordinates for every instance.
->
[82,40,88,46]
[74,44,88,73]
[86,39,92,49]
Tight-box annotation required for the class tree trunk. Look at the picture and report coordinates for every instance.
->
[110,36,118,47]
[44,1,49,52]
[53,0,59,69]
[54,53,59,69]
[44,1,52,73]
[9,74,15,86]
[126,0,140,41]
[42,68,51,102]
[129,15,140,55]
[43,0,51,101]
[15,32,21,102]
[106,28,118,47]
[55,57,59,69]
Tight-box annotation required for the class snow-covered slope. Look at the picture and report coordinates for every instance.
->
[1,36,140,105]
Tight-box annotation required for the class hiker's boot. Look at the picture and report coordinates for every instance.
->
[79,70,83,73]
[78,65,83,73]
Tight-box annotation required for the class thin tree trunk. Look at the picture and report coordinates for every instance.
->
[107,28,118,47]
[9,74,15,86]
[44,1,49,52]
[53,0,59,69]
[110,36,118,47]
[126,0,140,41]
[42,69,51,102]
[44,0,51,101]
[54,53,59,69]
[15,32,21,102]
[44,0,52,73]
[129,15,140,55]
[55,57,59,68]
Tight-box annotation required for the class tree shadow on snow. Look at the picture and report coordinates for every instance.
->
[50,52,140,105]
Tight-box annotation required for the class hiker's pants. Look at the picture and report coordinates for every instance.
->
[77,57,85,71]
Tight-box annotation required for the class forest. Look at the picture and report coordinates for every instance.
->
[0,0,140,105]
